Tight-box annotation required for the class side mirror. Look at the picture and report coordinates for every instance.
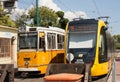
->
[103,27,108,31]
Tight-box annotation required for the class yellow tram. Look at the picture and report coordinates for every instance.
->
[17,26,65,75]
[65,19,115,77]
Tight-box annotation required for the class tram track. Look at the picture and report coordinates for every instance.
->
[15,78,43,82]
[14,74,44,82]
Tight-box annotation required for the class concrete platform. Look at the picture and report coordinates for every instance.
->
[116,53,120,82]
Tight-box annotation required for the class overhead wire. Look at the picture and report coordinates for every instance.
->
[92,0,101,17]
[57,0,72,12]
[12,0,35,20]
[30,0,36,8]
[57,0,78,18]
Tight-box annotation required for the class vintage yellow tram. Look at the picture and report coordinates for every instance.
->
[17,26,65,75]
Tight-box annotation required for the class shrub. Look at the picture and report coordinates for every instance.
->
[115,43,120,49]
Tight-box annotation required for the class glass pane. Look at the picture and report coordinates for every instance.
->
[19,32,37,49]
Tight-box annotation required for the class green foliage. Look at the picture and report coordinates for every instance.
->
[113,34,120,49]
[113,35,120,43]
[56,11,69,29]
[56,11,64,18]
[28,6,69,29]
[15,13,29,27]
[29,6,58,27]
[0,2,16,28]
[59,18,69,29]
[115,43,120,49]
[0,2,69,29]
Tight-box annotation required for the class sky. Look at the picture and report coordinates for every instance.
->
[14,0,120,35]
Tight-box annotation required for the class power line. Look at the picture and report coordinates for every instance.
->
[92,0,101,17]
[32,0,36,7]
[57,0,78,17]
[57,0,72,12]
[13,0,35,18]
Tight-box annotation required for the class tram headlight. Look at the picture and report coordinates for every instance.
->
[66,53,74,62]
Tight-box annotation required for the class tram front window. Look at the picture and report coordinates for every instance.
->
[67,31,96,63]
[19,32,37,49]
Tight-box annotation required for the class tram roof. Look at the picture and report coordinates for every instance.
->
[36,26,65,33]
[21,26,65,33]
[69,19,98,25]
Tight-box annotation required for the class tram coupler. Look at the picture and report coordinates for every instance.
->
[21,72,29,78]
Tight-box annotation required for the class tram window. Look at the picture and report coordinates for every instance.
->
[52,34,56,49]
[47,33,56,49]
[99,28,107,63]
[39,37,45,49]
[99,35,105,55]
[57,34,64,49]
[39,32,45,49]
[47,34,51,49]
[19,33,37,49]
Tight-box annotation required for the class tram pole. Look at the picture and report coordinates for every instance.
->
[36,0,39,26]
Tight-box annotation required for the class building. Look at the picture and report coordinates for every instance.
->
[0,25,18,68]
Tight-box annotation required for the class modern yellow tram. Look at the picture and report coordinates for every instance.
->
[17,26,65,75]
[65,19,115,77]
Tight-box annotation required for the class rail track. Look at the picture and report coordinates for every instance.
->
[14,74,44,82]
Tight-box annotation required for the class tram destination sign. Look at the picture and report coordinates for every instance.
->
[19,32,37,36]
[69,24,97,32]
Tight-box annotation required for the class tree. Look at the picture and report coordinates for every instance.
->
[56,11,69,29]
[56,11,64,18]
[59,18,69,29]
[113,34,120,49]
[0,2,16,28]
[29,6,58,27]
[15,12,29,27]
[113,35,120,43]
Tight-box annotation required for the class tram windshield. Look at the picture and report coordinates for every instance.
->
[67,24,97,63]
[19,32,37,49]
